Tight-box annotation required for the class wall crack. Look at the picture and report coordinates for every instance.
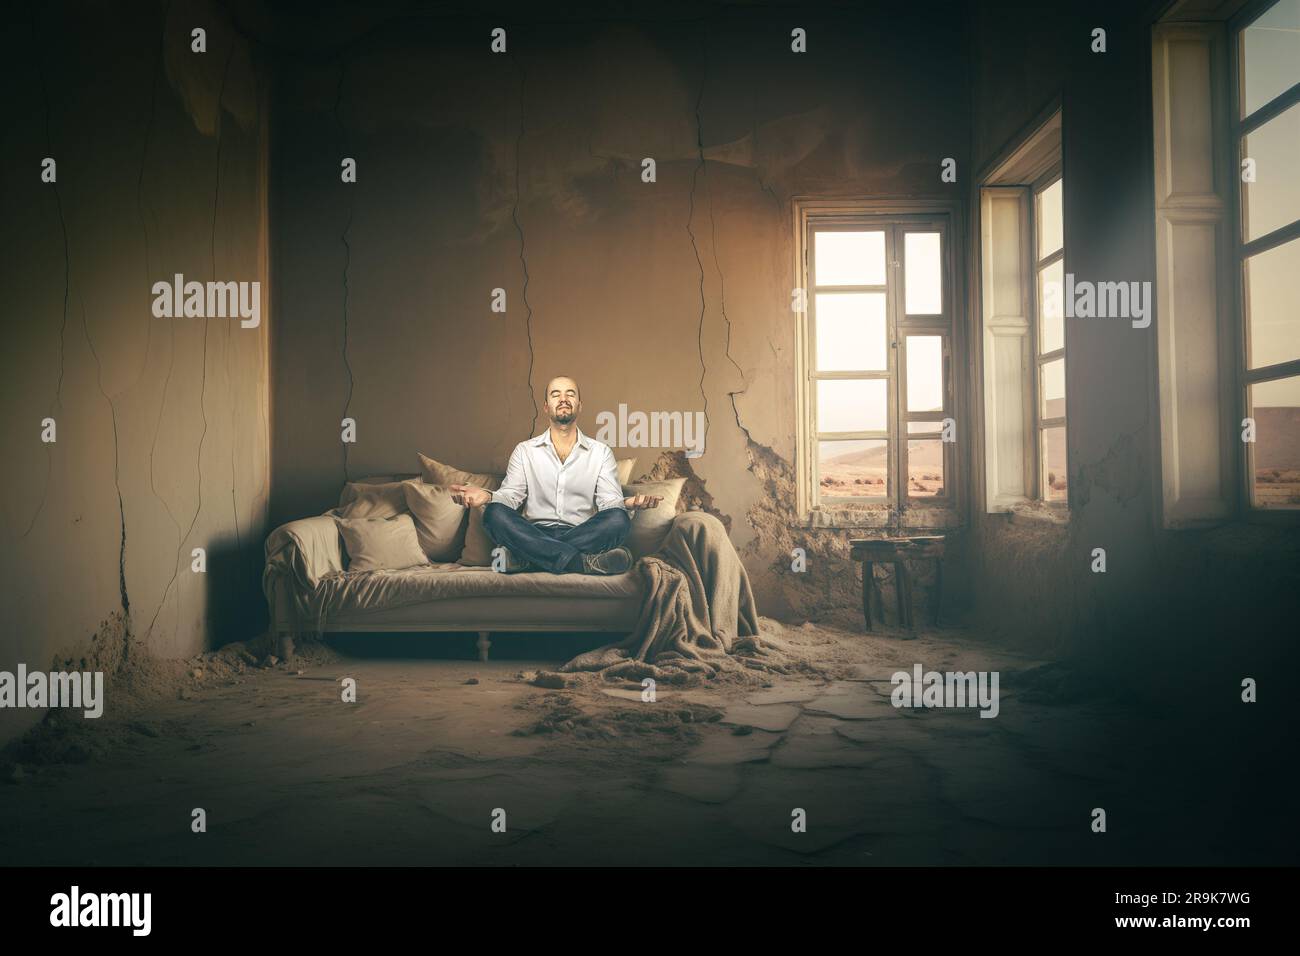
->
[145,41,232,645]
[512,53,537,439]
[76,288,132,650]
[687,39,710,451]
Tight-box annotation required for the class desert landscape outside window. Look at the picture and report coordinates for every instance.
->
[806,215,953,511]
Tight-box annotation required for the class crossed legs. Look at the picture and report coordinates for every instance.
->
[482,502,631,574]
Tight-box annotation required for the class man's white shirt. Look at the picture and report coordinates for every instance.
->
[490,427,628,526]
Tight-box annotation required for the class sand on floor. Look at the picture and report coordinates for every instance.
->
[0,618,1291,866]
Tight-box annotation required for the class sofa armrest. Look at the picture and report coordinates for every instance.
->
[264,515,344,591]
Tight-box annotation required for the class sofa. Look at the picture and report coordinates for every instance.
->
[263,466,688,661]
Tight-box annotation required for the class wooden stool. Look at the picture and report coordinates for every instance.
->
[849,536,946,632]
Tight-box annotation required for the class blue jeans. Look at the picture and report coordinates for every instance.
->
[482,502,631,573]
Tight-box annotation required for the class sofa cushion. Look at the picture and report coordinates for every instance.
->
[417,454,504,567]
[338,480,408,519]
[311,558,643,623]
[621,477,686,558]
[616,457,636,484]
[336,514,430,572]
[401,480,469,561]
[417,453,498,489]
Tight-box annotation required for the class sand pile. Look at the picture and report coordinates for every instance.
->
[2,626,341,774]
[510,691,724,743]
[526,617,856,692]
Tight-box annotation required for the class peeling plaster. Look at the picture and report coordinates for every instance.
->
[1071,426,1147,511]
[644,451,729,531]
[163,0,257,137]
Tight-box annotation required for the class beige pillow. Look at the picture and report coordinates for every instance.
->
[338,480,408,519]
[401,480,469,561]
[416,454,503,566]
[621,477,685,558]
[336,514,430,572]
[417,453,498,489]
[616,457,636,484]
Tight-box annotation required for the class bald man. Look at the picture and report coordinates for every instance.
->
[450,376,662,574]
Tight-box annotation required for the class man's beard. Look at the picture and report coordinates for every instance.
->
[552,409,576,425]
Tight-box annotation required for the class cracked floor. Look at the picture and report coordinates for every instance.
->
[0,619,1287,866]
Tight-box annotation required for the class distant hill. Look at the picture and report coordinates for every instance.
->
[825,440,943,468]
[1256,406,1300,470]
[819,406,1296,501]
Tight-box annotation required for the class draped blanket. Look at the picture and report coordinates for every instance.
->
[558,510,761,679]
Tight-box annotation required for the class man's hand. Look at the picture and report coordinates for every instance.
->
[624,494,663,511]
[450,484,492,508]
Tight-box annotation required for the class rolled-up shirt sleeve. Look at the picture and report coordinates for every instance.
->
[490,444,528,510]
[594,447,629,514]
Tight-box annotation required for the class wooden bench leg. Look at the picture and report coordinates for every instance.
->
[894,560,914,631]
[861,561,874,632]
[476,631,491,662]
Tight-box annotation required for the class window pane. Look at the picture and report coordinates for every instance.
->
[1245,238,1300,370]
[814,293,887,371]
[1041,357,1066,419]
[908,421,942,435]
[817,378,888,432]
[1241,102,1300,242]
[1240,0,1300,118]
[818,439,887,497]
[904,232,942,313]
[1041,426,1067,502]
[906,335,944,412]
[813,231,886,286]
[1249,376,1300,509]
[906,439,944,497]
[1037,179,1063,259]
[1038,260,1064,354]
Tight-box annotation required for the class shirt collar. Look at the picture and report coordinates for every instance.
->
[533,427,589,451]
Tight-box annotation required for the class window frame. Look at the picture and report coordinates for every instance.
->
[1030,167,1068,507]
[793,199,963,527]
[1229,0,1300,516]
[975,105,1065,517]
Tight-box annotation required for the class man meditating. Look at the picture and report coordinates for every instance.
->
[450,376,662,575]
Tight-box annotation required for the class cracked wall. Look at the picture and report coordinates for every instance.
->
[0,0,271,747]
[268,6,971,621]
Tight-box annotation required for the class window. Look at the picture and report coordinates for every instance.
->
[978,109,1065,513]
[1233,0,1300,511]
[1033,176,1067,503]
[1151,2,1298,525]
[795,203,958,523]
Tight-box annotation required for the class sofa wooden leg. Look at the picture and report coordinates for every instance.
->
[276,630,297,661]
[476,631,491,662]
